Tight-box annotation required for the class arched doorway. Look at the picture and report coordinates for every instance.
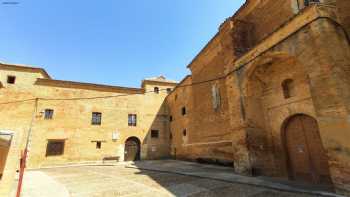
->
[124,137,141,161]
[283,114,332,186]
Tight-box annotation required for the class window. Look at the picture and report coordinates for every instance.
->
[154,87,159,94]
[183,129,187,137]
[92,112,102,125]
[44,109,54,120]
[304,0,320,6]
[7,76,16,84]
[181,107,186,116]
[128,114,137,126]
[46,140,65,156]
[151,130,159,138]
[96,141,102,149]
[166,88,172,94]
[169,116,173,122]
[282,79,295,99]
[170,133,173,140]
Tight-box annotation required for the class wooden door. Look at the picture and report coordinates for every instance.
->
[284,115,332,185]
[124,138,140,161]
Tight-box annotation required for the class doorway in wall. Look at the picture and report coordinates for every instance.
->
[0,132,13,180]
[283,114,332,186]
[124,137,141,161]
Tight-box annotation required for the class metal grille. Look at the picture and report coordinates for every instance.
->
[46,140,65,156]
[92,112,102,125]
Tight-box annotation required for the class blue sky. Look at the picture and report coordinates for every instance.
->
[0,0,244,87]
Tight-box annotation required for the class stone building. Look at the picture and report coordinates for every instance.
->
[1,0,350,196]
[166,0,350,195]
[0,63,176,196]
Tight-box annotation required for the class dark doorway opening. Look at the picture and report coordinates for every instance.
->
[124,137,141,161]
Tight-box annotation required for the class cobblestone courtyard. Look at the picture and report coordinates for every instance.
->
[22,161,340,197]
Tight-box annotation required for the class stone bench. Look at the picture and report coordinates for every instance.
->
[102,156,120,164]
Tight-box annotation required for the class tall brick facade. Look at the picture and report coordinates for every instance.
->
[167,0,350,195]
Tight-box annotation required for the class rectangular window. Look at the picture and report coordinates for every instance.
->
[44,109,54,120]
[92,112,102,125]
[46,140,65,156]
[181,107,186,116]
[128,114,137,127]
[151,130,159,138]
[7,76,16,84]
[96,141,102,149]
[169,116,173,122]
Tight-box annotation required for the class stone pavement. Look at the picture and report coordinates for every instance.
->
[127,160,340,196]
[22,171,69,197]
[21,160,343,197]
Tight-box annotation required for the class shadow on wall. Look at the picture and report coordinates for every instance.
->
[0,133,12,180]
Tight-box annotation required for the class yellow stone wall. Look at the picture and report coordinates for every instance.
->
[0,66,176,196]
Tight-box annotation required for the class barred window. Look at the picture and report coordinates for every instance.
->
[44,109,54,120]
[128,114,137,127]
[46,140,65,156]
[92,112,102,125]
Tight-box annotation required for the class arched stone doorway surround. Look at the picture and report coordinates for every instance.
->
[236,52,318,177]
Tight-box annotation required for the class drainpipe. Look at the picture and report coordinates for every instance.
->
[16,98,38,197]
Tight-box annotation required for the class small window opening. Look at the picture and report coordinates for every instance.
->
[183,129,187,137]
[181,107,186,116]
[282,79,296,99]
[304,0,320,6]
[169,116,173,122]
[128,114,137,127]
[170,133,173,140]
[154,87,159,94]
[96,141,102,149]
[7,76,16,84]
[151,130,159,138]
[92,112,102,125]
[166,88,172,94]
[44,109,54,120]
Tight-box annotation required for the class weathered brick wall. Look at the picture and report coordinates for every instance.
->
[166,76,192,159]
[235,0,296,44]
[186,21,235,163]
[336,0,350,37]
[225,8,350,193]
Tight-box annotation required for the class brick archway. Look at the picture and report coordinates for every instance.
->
[282,114,333,186]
